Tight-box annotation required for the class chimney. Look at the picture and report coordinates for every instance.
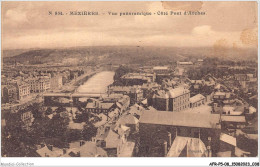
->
[207,137,212,157]
[41,143,45,148]
[49,145,53,151]
[63,148,67,155]
[80,140,85,146]
[77,151,81,157]
[207,146,212,157]
[168,132,172,147]
[164,141,168,157]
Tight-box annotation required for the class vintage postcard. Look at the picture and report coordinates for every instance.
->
[1,1,259,166]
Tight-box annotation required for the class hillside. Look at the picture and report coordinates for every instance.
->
[2,49,33,58]
[3,46,257,66]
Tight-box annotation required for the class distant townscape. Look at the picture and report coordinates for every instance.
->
[1,47,258,157]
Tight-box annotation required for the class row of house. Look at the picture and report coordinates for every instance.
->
[36,141,108,157]
[108,86,143,104]
[2,74,63,103]
[108,83,160,102]
[26,76,51,93]
[120,73,156,86]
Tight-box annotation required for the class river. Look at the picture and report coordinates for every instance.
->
[76,71,115,93]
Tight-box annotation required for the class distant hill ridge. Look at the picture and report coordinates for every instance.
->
[3,46,257,65]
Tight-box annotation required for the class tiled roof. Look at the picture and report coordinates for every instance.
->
[139,110,220,129]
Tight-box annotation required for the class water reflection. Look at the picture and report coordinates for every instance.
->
[77,71,115,93]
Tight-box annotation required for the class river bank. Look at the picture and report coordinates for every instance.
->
[76,71,115,94]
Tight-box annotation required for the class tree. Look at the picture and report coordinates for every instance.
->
[113,65,134,86]
[27,103,44,119]
[45,107,53,115]
[82,123,97,141]
[30,116,51,143]
[46,114,69,140]
[2,113,37,157]
[55,106,67,114]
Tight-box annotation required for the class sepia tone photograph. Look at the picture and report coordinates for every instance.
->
[1,1,258,160]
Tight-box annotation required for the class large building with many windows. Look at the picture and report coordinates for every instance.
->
[150,87,190,112]
[27,76,50,93]
[2,85,17,103]
[16,82,31,100]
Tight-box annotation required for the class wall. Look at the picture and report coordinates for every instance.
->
[139,123,221,157]
[152,97,168,111]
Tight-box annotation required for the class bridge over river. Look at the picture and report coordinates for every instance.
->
[43,71,115,106]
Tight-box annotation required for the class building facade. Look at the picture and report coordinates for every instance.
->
[16,82,31,100]
[121,73,155,86]
[190,94,206,108]
[153,66,169,75]
[27,76,50,93]
[50,75,63,90]
[108,86,143,104]
[151,87,190,112]
[2,85,17,103]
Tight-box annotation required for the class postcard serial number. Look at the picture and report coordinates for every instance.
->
[48,11,99,15]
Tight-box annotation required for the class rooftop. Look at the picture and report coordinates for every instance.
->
[62,142,107,157]
[68,121,85,130]
[121,73,153,80]
[178,61,193,65]
[118,141,135,157]
[221,116,246,123]
[153,90,169,99]
[190,94,205,103]
[139,110,220,129]
[167,87,190,98]
[117,114,139,125]
[220,133,236,146]
[167,136,207,157]
[128,104,144,116]
[109,86,141,93]
[214,92,226,96]
[222,106,243,116]
[105,130,120,149]
[181,105,212,114]
[153,66,169,70]
[86,102,114,109]
[36,146,63,157]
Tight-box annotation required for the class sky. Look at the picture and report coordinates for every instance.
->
[2,1,258,50]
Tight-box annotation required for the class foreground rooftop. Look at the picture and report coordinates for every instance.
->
[139,110,221,129]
